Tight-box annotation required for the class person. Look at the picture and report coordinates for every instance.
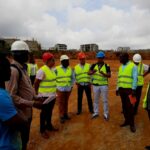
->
[74,52,93,115]
[116,53,138,133]
[6,40,43,150]
[27,52,38,85]
[0,52,26,150]
[34,52,58,139]
[143,82,150,150]
[132,53,150,115]
[55,55,74,123]
[88,51,111,121]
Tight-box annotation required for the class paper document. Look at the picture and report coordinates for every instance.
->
[43,95,57,104]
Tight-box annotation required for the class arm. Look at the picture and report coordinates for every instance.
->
[144,65,150,77]
[99,64,111,78]
[132,65,138,90]
[6,67,34,107]
[34,78,42,95]
[0,92,27,128]
[88,64,97,75]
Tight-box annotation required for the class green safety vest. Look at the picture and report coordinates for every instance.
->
[143,83,150,109]
[74,63,91,83]
[27,63,38,76]
[137,63,144,86]
[56,66,72,87]
[118,61,135,88]
[38,65,56,93]
[92,64,109,85]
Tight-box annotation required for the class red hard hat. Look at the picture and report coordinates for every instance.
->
[78,52,86,59]
[42,52,54,62]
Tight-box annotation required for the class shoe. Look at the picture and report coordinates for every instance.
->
[41,131,49,139]
[104,115,109,121]
[120,122,129,127]
[47,126,59,131]
[145,146,150,150]
[64,114,71,120]
[91,114,99,119]
[76,112,81,115]
[130,126,136,133]
[60,117,65,124]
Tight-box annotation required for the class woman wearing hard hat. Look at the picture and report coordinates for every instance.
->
[133,53,150,115]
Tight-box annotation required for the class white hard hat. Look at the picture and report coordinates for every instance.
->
[60,55,69,61]
[11,40,30,51]
[133,54,142,63]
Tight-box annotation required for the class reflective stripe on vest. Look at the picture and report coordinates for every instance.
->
[117,62,135,88]
[143,83,150,108]
[92,64,108,85]
[137,63,144,86]
[38,65,56,93]
[56,66,72,87]
[74,63,91,83]
[27,63,38,76]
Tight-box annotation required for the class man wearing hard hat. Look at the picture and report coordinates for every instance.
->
[55,55,74,123]
[6,40,43,150]
[74,52,93,115]
[34,52,58,139]
[132,53,150,115]
[88,51,111,121]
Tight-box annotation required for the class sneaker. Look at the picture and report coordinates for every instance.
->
[104,115,109,121]
[91,114,99,119]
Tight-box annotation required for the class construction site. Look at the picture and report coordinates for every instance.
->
[27,58,150,150]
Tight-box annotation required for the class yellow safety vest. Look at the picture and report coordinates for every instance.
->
[27,63,38,76]
[38,65,56,93]
[143,83,150,109]
[137,63,144,86]
[74,63,91,83]
[92,64,109,85]
[118,61,135,88]
[56,66,72,87]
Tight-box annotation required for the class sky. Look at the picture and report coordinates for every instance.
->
[0,0,150,50]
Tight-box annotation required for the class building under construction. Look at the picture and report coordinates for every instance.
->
[80,44,99,52]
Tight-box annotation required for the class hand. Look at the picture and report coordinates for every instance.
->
[35,97,45,103]
[33,101,43,109]
[116,90,119,96]
[131,90,136,97]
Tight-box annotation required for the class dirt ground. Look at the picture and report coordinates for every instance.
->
[28,59,150,150]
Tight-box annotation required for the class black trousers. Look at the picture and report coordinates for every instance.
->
[40,98,55,133]
[21,118,32,150]
[119,88,135,127]
[30,75,36,85]
[77,85,93,113]
[134,86,143,114]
